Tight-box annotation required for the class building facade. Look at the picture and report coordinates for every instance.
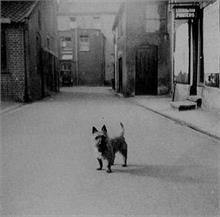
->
[170,0,220,110]
[57,0,121,86]
[59,29,105,86]
[1,0,59,102]
[113,0,171,96]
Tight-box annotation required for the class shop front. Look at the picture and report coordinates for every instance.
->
[170,0,220,110]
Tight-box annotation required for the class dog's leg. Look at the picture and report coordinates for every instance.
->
[97,158,103,170]
[121,149,127,167]
[106,161,112,173]
[111,155,115,166]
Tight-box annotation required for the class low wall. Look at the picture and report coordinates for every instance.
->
[174,83,220,111]
[198,86,220,110]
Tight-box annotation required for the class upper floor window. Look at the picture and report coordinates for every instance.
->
[60,37,72,48]
[79,35,89,51]
[145,3,167,33]
[93,16,101,29]
[1,30,7,73]
[70,17,77,29]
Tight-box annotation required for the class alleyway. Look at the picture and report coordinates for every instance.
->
[1,87,220,216]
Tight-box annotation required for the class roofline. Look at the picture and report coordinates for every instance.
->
[112,2,125,31]
[1,0,40,23]
[24,0,40,19]
[58,28,105,33]
[58,12,117,16]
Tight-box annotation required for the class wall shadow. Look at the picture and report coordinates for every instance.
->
[114,164,219,184]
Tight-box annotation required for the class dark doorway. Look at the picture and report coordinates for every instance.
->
[36,34,44,98]
[136,46,158,95]
[119,57,123,92]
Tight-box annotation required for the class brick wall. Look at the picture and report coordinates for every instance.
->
[26,0,59,100]
[1,0,59,102]
[78,29,105,85]
[1,26,25,102]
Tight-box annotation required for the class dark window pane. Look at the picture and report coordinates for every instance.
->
[1,30,7,72]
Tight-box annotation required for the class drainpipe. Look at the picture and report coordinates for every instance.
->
[75,27,79,86]
[23,18,31,102]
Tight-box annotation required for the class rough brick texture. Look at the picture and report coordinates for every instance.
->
[1,27,25,102]
[1,0,59,102]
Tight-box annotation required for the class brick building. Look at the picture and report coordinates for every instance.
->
[170,0,220,110]
[57,0,121,86]
[1,0,59,102]
[113,0,171,96]
[59,29,105,86]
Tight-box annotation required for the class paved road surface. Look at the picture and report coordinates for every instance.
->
[1,87,219,216]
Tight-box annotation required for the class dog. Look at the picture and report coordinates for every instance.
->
[92,122,127,173]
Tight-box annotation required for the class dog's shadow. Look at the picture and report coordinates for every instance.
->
[113,164,218,184]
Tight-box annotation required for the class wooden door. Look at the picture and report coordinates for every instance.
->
[36,34,44,97]
[119,57,123,92]
[136,46,158,95]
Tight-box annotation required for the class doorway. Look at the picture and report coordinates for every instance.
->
[135,46,158,95]
[36,34,44,97]
[119,57,123,92]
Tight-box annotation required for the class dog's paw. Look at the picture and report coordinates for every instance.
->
[122,164,127,167]
[106,169,112,173]
[96,168,102,171]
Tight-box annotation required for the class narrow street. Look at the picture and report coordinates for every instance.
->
[1,87,219,216]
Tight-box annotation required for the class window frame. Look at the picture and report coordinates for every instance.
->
[79,35,90,52]
[1,29,8,74]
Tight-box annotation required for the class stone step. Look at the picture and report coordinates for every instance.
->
[170,100,197,111]
[186,95,202,107]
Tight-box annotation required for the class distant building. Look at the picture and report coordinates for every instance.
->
[169,0,220,110]
[59,29,105,86]
[57,0,121,86]
[1,0,59,102]
[113,0,171,96]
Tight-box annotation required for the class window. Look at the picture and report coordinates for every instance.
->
[60,37,72,48]
[174,23,190,84]
[79,35,89,51]
[70,17,77,29]
[145,4,167,33]
[93,16,101,29]
[61,63,71,71]
[1,30,7,72]
[203,0,220,88]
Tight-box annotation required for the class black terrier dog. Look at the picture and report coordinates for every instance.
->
[92,123,128,173]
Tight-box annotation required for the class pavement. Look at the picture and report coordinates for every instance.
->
[0,100,23,114]
[1,90,220,141]
[1,87,220,216]
[129,95,220,141]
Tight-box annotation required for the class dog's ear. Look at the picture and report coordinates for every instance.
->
[101,125,107,134]
[92,127,98,134]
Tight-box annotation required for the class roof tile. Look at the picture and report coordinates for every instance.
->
[1,1,37,23]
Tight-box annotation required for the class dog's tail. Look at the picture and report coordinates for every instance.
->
[120,122,125,137]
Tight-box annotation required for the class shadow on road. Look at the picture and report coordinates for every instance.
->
[114,164,218,184]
